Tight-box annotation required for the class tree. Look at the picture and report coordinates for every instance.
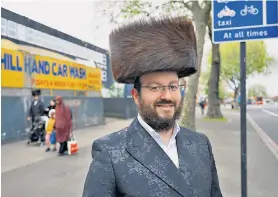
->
[219,41,273,99]
[248,84,268,98]
[205,15,223,118]
[174,1,211,130]
[200,64,226,98]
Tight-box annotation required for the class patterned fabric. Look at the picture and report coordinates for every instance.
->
[82,118,223,197]
[137,114,180,168]
[29,99,45,118]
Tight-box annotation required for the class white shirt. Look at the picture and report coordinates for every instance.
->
[137,114,180,168]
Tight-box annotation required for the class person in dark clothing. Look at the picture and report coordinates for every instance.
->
[27,89,45,123]
[199,98,206,115]
[27,89,46,143]
[44,99,56,117]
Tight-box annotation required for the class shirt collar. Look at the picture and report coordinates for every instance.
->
[137,114,180,140]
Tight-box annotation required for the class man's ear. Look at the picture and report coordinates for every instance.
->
[131,88,140,105]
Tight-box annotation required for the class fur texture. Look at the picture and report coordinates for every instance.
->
[109,16,197,84]
[32,89,41,96]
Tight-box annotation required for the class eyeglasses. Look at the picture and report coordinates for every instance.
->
[141,84,185,92]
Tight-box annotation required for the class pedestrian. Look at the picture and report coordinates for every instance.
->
[199,98,206,115]
[27,89,45,125]
[55,96,72,156]
[82,16,222,197]
[44,99,56,118]
[44,109,56,152]
[43,99,56,140]
[27,89,46,143]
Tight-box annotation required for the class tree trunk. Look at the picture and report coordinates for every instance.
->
[206,15,223,119]
[180,5,210,131]
[234,86,239,99]
[206,43,223,118]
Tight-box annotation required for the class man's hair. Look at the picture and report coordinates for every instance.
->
[133,77,141,93]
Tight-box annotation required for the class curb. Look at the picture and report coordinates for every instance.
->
[247,113,278,161]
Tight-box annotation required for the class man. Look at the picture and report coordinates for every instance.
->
[27,89,45,124]
[83,16,222,197]
[199,97,206,115]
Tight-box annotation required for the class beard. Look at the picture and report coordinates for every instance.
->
[139,98,183,132]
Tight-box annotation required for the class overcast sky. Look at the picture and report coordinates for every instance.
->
[2,0,278,96]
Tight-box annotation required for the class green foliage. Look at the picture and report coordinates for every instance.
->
[120,0,151,18]
[221,41,272,78]
[103,0,194,24]
[207,41,274,96]
[248,84,268,97]
[218,81,226,100]
[199,65,227,100]
[109,82,124,98]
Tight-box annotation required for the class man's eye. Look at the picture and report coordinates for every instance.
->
[149,86,159,91]
[169,85,178,91]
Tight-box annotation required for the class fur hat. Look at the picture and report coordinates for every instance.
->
[109,16,197,84]
[32,89,41,96]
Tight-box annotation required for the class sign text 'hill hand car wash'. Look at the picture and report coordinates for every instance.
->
[1,48,102,91]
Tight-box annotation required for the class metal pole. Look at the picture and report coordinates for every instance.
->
[240,42,247,197]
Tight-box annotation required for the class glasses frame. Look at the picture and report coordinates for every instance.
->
[141,84,185,93]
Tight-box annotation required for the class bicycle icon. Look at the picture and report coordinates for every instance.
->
[240,5,259,16]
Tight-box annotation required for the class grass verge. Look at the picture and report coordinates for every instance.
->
[202,116,228,122]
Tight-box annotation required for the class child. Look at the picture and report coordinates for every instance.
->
[45,109,56,152]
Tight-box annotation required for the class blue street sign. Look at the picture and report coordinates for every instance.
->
[212,0,278,43]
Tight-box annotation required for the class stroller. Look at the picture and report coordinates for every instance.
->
[27,116,46,146]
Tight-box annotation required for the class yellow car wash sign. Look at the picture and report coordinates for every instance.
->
[1,48,102,91]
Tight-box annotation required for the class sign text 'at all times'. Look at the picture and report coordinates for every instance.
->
[213,0,278,43]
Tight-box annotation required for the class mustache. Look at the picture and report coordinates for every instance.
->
[155,100,176,105]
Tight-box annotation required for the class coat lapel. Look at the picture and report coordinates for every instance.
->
[125,118,193,197]
[176,129,195,193]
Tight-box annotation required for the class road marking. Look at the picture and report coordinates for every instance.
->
[262,108,278,117]
[247,113,278,161]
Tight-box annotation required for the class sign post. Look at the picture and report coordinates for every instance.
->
[240,41,247,197]
[212,1,278,197]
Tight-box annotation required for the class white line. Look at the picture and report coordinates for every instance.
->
[213,24,278,31]
[247,113,278,161]
[262,108,278,117]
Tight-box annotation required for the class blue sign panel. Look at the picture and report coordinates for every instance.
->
[212,0,278,43]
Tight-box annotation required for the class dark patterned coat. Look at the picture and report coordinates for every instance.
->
[82,118,222,197]
[28,99,45,121]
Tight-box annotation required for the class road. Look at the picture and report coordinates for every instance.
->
[262,103,278,116]
[247,104,278,146]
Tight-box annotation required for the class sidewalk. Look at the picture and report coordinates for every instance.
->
[2,109,278,196]
[1,118,133,173]
[196,108,278,197]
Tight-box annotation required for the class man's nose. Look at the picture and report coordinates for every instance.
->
[160,87,173,100]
